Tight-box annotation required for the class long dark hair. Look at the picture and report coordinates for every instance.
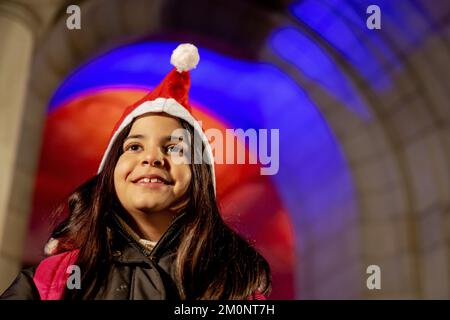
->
[50,117,271,300]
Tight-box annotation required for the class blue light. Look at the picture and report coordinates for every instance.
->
[350,0,430,46]
[49,43,176,111]
[289,0,396,91]
[269,27,371,119]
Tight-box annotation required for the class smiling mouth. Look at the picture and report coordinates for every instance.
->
[136,178,168,184]
[134,177,171,185]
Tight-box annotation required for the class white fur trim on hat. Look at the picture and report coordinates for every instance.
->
[170,43,200,73]
[98,98,216,193]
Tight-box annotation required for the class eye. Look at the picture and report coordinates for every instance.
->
[124,143,143,152]
[166,144,183,154]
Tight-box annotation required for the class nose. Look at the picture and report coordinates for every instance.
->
[141,149,164,167]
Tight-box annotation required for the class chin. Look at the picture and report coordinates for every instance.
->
[133,200,168,212]
[133,202,159,211]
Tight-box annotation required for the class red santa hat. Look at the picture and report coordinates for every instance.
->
[97,43,216,192]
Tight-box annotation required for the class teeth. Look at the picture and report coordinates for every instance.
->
[139,177,164,183]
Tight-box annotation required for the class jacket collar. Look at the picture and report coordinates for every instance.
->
[109,211,188,265]
[114,214,158,251]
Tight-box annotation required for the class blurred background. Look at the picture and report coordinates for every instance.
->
[0,0,449,299]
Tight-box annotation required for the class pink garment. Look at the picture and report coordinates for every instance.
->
[33,250,79,300]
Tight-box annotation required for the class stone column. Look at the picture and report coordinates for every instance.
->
[0,1,37,292]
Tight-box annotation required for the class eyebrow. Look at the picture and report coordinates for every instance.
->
[123,134,184,143]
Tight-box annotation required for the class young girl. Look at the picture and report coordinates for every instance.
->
[1,43,271,300]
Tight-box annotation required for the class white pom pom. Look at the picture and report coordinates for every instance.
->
[44,237,59,255]
[170,43,200,73]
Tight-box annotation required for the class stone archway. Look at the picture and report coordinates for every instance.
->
[257,7,450,298]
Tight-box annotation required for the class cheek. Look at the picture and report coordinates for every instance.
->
[176,165,192,192]
[114,157,133,190]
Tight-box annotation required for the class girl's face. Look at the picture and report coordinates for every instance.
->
[114,114,192,215]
